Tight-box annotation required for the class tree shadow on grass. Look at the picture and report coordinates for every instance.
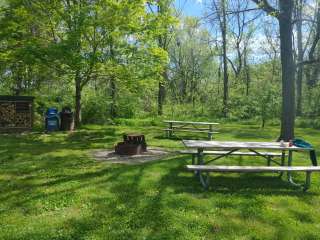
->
[175,173,318,196]
[54,156,194,239]
[1,124,320,239]
[0,128,119,163]
[94,157,319,239]
[22,157,185,239]
[0,160,136,216]
[90,158,185,238]
[1,153,319,239]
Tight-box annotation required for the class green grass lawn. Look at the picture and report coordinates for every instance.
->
[1,123,320,240]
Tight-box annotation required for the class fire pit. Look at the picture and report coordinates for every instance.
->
[115,133,147,155]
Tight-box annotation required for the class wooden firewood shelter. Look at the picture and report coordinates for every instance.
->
[0,96,34,132]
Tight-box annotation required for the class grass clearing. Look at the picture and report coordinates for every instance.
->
[1,123,320,239]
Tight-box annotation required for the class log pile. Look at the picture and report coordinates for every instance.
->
[0,102,31,128]
[0,96,34,132]
[0,103,15,127]
[15,112,31,127]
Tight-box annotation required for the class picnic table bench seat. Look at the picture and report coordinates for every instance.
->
[164,120,219,125]
[163,129,219,134]
[179,150,284,157]
[186,165,320,191]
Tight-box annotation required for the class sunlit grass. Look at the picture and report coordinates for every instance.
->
[0,123,320,239]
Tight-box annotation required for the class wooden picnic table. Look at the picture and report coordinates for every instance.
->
[183,140,316,190]
[183,140,313,151]
[163,120,219,140]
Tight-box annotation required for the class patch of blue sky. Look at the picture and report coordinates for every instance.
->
[174,0,203,17]
[174,0,279,63]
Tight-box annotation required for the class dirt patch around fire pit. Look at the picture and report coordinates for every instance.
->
[92,147,175,164]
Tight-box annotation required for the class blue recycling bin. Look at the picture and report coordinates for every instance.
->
[45,108,60,132]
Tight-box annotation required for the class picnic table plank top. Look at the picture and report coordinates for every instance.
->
[182,140,313,151]
[164,120,219,125]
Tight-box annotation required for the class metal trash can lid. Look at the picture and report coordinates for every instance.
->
[46,108,58,115]
[61,107,72,114]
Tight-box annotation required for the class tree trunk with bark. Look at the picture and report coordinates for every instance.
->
[244,48,250,96]
[156,2,171,116]
[74,71,82,128]
[221,0,229,117]
[110,79,117,119]
[296,0,303,116]
[158,71,166,115]
[279,0,295,141]
[109,41,117,119]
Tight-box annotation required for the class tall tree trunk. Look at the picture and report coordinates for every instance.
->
[279,0,295,141]
[14,76,22,96]
[296,0,303,116]
[109,41,117,119]
[244,48,250,96]
[156,2,170,116]
[110,79,117,119]
[74,71,82,128]
[13,65,23,96]
[158,71,166,115]
[221,0,229,117]
[305,67,313,110]
[217,60,222,95]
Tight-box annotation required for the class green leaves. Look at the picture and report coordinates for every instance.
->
[0,0,176,119]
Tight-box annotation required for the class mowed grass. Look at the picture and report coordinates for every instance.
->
[1,123,320,240]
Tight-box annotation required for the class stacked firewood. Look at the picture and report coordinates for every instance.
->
[0,103,31,127]
[15,112,31,127]
[0,103,15,126]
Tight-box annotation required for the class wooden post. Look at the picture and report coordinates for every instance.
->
[195,148,204,177]
[208,124,213,140]
[304,171,311,192]
[169,122,173,138]
[279,150,286,178]
[198,148,204,165]
[287,150,301,187]
[267,156,271,166]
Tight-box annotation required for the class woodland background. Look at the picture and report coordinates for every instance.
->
[1,0,320,132]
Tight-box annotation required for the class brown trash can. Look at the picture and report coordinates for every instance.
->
[60,107,74,131]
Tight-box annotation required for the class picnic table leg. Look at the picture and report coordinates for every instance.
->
[197,148,209,189]
[267,156,271,166]
[287,150,294,181]
[199,172,210,189]
[287,150,304,188]
[303,171,312,192]
[195,148,204,177]
[279,150,286,178]
[208,125,213,140]
[169,122,173,138]
[191,153,197,175]
[198,148,204,165]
